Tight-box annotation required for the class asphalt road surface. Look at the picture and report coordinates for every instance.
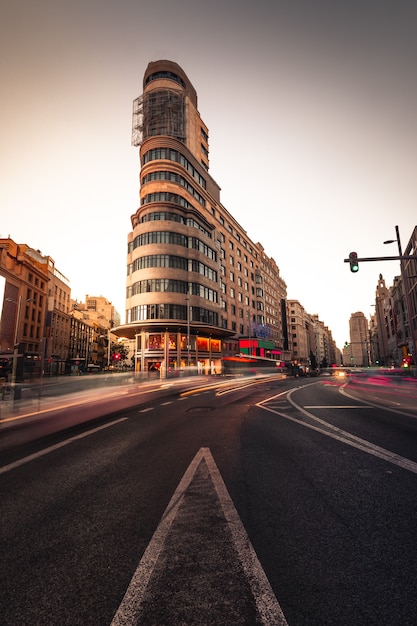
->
[1,374,417,625]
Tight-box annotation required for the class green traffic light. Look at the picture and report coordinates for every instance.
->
[349,251,359,272]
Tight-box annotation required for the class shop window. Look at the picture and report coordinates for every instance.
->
[197,337,209,351]
[148,334,164,350]
[210,339,221,352]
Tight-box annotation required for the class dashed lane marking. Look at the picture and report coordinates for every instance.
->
[0,418,128,476]
[303,405,368,409]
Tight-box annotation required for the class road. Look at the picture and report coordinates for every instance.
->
[1,374,417,625]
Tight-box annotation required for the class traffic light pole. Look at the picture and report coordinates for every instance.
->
[344,250,417,373]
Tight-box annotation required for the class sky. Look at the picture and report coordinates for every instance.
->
[1,0,416,350]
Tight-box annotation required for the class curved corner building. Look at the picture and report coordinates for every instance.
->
[115,60,287,376]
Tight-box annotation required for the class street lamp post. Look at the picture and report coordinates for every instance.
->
[107,327,111,368]
[9,295,22,395]
[185,296,190,368]
[384,225,416,372]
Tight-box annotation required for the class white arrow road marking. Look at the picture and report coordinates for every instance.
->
[111,447,288,625]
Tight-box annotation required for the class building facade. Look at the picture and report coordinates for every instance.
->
[113,60,288,375]
[0,238,48,379]
[287,302,338,371]
[345,311,369,367]
[373,274,390,366]
[44,256,71,375]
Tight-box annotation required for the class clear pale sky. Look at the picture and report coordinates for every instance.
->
[1,0,416,350]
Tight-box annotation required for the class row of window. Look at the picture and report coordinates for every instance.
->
[142,171,206,207]
[131,231,217,261]
[142,148,206,190]
[226,315,266,333]
[214,215,256,256]
[28,273,45,290]
[142,192,199,213]
[144,70,186,88]
[129,304,218,326]
[128,279,218,303]
[139,211,212,239]
[128,255,218,282]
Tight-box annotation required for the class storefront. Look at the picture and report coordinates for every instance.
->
[132,330,222,377]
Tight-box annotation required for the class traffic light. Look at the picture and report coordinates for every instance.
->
[349,251,359,273]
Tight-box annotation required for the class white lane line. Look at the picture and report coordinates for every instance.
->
[0,418,127,476]
[204,448,288,626]
[257,392,417,474]
[138,407,154,413]
[111,447,288,626]
[303,405,368,409]
[160,401,172,406]
[111,449,206,625]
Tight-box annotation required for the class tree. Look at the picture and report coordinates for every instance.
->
[309,351,318,370]
[111,342,129,365]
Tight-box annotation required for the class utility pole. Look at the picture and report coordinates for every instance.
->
[185,295,190,369]
[383,226,417,369]
[345,227,417,374]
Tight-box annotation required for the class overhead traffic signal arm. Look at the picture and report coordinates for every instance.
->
[344,253,417,272]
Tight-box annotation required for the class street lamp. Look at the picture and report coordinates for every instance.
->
[185,296,190,368]
[106,327,111,368]
[384,225,416,371]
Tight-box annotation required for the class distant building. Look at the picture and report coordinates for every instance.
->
[68,299,120,373]
[374,275,390,366]
[345,311,369,367]
[288,302,337,370]
[287,300,310,366]
[80,294,119,329]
